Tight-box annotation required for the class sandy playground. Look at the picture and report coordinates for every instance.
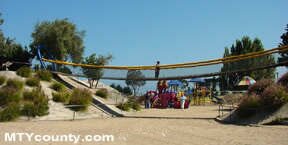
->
[0,105,288,145]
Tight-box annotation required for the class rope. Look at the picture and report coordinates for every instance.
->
[42,45,288,70]
[50,60,288,81]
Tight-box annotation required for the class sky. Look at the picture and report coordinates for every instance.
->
[1,0,287,91]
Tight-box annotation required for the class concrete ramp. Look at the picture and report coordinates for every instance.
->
[54,73,124,117]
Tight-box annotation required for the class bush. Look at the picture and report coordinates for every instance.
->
[22,88,49,116]
[128,98,141,111]
[6,79,24,90]
[36,70,52,81]
[277,72,288,88]
[50,82,65,92]
[0,76,6,85]
[16,66,32,78]
[69,88,92,111]
[26,77,40,87]
[222,93,244,105]
[0,87,21,106]
[52,91,71,103]
[237,95,261,118]
[248,79,274,96]
[21,102,37,117]
[116,102,131,111]
[0,102,21,122]
[96,89,108,99]
[116,98,141,111]
[261,84,288,107]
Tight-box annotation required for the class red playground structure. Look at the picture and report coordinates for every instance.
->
[146,91,190,109]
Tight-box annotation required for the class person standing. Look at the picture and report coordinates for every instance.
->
[180,93,187,110]
[155,61,160,79]
[145,92,151,109]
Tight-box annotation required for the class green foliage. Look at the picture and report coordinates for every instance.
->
[116,102,131,111]
[6,79,24,90]
[131,101,141,111]
[220,36,275,90]
[116,98,141,111]
[21,102,37,117]
[30,19,85,63]
[0,76,6,85]
[16,66,32,78]
[82,53,112,88]
[126,70,146,96]
[69,88,92,111]
[237,79,288,118]
[96,88,108,99]
[0,13,32,71]
[238,95,261,118]
[277,72,288,88]
[122,86,133,96]
[278,24,288,63]
[261,84,288,107]
[0,87,21,106]
[36,70,52,81]
[0,102,21,122]
[22,88,49,116]
[52,91,71,103]
[110,83,133,96]
[26,77,40,87]
[50,82,65,92]
[248,79,274,95]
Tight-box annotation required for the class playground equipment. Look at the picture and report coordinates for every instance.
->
[38,45,288,81]
[148,91,190,109]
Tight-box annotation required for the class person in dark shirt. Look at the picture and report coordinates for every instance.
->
[155,61,160,79]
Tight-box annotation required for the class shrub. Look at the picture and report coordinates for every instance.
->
[69,88,92,111]
[6,79,24,90]
[131,101,141,111]
[52,91,71,103]
[0,76,6,85]
[222,93,244,105]
[23,90,36,101]
[16,66,32,78]
[128,98,141,111]
[0,102,21,122]
[116,102,131,111]
[237,95,261,118]
[248,79,274,96]
[96,89,108,99]
[0,87,21,106]
[36,70,52,81]
[22,88,49,116]
[116,98,141,111]
[21,102,37,117]
[261,84,288,107]
[50,82,65,92]
[277,72,288,88]
[26,77,40,87]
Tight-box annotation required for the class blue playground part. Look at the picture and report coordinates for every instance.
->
[37,45,46,69]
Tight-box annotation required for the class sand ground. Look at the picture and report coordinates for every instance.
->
[1,105,288,145]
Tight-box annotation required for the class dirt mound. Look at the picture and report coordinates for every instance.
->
[217,103,288,125]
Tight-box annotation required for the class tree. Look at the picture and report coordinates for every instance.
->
[278,24,288,63]
[125,70,146,96]
[82,53,112,88]
[30,19,85,69]
[110,83,133,96]
[220,36,275,90]
[0,13,32,70]
[122,86,133,96]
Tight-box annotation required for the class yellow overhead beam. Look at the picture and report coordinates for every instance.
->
[42,45,288,70]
